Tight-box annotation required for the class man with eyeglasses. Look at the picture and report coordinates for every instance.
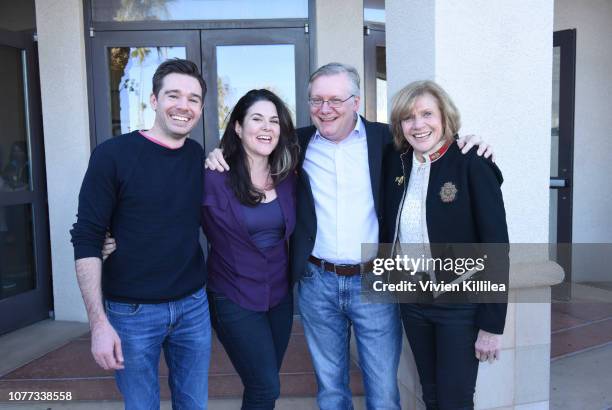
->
[205,62,492,409]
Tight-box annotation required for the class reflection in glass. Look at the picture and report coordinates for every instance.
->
[549,189,558,246]
[549,47,561,245]
[93,0,308,22]
[364,0,385,22]
[216,45,296,137]
[108,47,186,136]
[0,204,36,300]
[0,0,36,31]
[376,46,387,123]
[551,47,560,176]
[0,45,31,191]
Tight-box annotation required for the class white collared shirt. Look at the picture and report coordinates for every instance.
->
[302,117,379,264]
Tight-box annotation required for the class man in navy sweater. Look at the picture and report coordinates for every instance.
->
[71,59,210,410]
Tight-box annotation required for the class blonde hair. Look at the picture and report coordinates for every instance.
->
[390,80,461,151]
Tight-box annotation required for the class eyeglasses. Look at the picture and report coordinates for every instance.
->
[308,95,355,108]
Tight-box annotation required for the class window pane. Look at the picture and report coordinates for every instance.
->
[216,44,296,136]
[0,0,36,31]
[0,204,36,300]
[549,46,561,244]
[108,47,186,136]
[93,0,308,22]
[550,46,560,177]
[375,45,387,123]
[364,0,385,23]
[0,45,31,191]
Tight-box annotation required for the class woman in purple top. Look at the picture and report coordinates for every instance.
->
[201,89,299,410]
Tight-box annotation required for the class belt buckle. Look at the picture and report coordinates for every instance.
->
[334,263,358,275]
[333,263,345,275]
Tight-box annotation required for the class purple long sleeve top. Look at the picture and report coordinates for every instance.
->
[201,169,296,311]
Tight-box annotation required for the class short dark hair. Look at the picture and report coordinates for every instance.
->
[152,58,207,99]
[220,89,299,206]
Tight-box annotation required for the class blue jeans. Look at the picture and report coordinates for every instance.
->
[298,262,401,410]
[209,290,293,410]
[105,287,212,410]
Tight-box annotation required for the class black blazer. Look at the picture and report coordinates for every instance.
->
[289,116,393,283]
[381,141,509,334]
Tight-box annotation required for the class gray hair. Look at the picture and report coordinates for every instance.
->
[308,62,361,97]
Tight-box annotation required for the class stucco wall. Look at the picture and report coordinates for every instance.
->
[387,0,553,244]
[555,0,612,282]
[314,0,365,101]
[35,0,90,321]
[387,1,555,408]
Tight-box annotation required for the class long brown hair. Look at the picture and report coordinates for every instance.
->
[219,89,299,206]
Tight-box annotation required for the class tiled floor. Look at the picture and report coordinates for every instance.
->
[3,299,612,408]
[0,318,364,401]
[551,300,612,359]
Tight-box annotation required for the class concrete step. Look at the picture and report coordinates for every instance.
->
[551,302,612,359]
[0,319,365,401]
[0,397,367,409]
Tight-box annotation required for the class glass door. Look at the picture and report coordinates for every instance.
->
[0,29,51,334]
[200,27,310,152]
[550,29,576,300]
[90,30,203,146]
[364,24,386,123]
[90,28,309,154]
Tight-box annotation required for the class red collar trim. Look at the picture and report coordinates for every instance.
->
[139,131,177,149]
[427,140,452,162]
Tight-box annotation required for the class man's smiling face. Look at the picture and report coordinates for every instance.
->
[150,72,203,140]
[309,73,360,143]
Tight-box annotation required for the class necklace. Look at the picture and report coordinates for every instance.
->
[252,166,273,191]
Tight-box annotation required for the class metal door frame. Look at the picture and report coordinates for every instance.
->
[0,29,52,335]
[551,29,576,300]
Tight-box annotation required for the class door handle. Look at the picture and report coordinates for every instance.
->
[550,177,567,188]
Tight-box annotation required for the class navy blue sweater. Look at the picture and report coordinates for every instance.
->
[70,131,206,303]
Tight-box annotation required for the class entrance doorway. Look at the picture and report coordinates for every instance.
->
[89,27,310,152]
[364,23,386,123]
[0,29,52,335]
[550,29,576,300]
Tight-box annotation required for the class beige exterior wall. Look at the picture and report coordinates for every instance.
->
[35,0,90,322]
[555,0,612,282]
[388,0,554,244]
[387,1,556,408]
[314,0,365,107]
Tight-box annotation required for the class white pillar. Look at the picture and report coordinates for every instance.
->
[387,1,557,408]
[314,0,365,101]
[35,0,90,322]
[388,0,553,241]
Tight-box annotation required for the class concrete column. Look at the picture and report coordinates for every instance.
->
[387,0,554,242]
[314,0,365,101]
[35,0,90,322]
[387,1,557,409]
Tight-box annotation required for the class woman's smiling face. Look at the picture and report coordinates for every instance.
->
[401,93,445,159]
[235,100,281,162]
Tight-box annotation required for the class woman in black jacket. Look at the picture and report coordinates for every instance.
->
[381,80,509,410]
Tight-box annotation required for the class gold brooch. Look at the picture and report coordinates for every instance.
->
[395,176,405,186]
[439,182,458,203]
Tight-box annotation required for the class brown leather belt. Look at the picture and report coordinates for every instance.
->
[308,255,374,276]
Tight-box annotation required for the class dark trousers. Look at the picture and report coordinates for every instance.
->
[400,303,480,410]
[208,290,293,410]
